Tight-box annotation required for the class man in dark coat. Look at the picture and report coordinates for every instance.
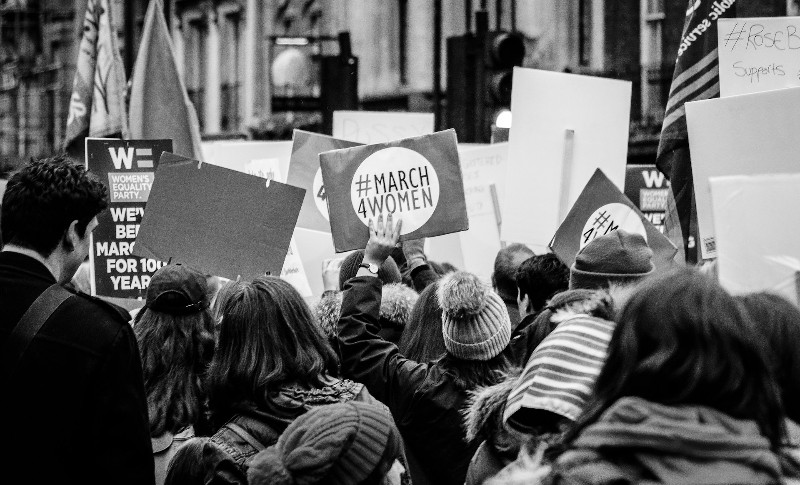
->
[0,157,154,485]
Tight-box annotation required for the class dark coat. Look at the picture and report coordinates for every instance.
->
[338,276,480,485]
[0,252,154,485]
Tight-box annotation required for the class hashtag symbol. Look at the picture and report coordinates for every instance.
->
[355,174,371,197]
[593,211,610,230]
[723,23,747,51]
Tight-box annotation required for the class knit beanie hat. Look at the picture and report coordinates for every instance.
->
[569,230,655,290]
[247,402,402,485]
[339,250,402,289]
[438,272,511,361]
[504,315,616,433]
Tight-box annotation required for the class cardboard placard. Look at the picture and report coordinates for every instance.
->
[551,169,678,271]
[710,173,800,305]
[459,142,509,213]
[201,140,293,181]
[333,111,434,144]
[133,152,304,280]
[686,87,800,259]
[320,129,469,252]
[85,138,172,298]
[718,17,800,97]
[288,130,364,232]
[624,164,670,233]
[502,68,631,249]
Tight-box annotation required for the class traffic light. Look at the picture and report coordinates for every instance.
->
[446,27,525,143]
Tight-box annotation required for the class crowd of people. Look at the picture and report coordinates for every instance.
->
[3,156,800,485]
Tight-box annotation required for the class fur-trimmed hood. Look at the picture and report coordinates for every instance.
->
[379,283,418,328]
[462,371,521,443]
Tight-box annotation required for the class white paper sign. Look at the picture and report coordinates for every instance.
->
[718,17,800,97]
[458,143,509,209]
[686,87,800,259]
[201,141,293,181]
[280,239,312,297]
[501,68,631,249]
[333,111,434,144]
[710,173,800,305]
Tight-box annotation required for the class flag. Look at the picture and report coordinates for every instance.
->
[63,0,129,155]
[129,0,203,160]
[656,0,737,262]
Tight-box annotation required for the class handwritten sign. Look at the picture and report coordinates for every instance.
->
[333,111,434,144]
[718,17,800,97]
[686,87,800,259]
[459,143,509,208]
[85,138,172,298]
[624,164,670,233]
[321,129,468,252]
[710,173,800,305]
[201,141,293,181]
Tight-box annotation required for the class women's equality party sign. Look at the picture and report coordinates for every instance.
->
[320,129,469,252]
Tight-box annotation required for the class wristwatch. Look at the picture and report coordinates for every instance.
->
[359,262,380,274]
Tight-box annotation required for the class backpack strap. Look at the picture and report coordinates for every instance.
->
[225,422,266,452]
[1,284,74,381]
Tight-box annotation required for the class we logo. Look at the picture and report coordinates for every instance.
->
[108,147,155,170]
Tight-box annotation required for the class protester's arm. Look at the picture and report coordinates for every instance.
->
[339,214,428,412]
[401,238,440,292]
[92,323,155,485]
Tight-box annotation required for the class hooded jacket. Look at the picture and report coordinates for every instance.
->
[545,396,785,485]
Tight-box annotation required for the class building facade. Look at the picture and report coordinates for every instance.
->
[0,0,795,165]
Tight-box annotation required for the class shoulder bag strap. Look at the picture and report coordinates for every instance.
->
[225,422,267,452]
[1,284,74,381]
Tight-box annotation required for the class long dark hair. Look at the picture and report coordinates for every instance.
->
[737,291,800,425]
[440,353,512,390]
[563,267,784,449]
[206,276,338,420]
[134,307,216,437]
[398,284,446,362]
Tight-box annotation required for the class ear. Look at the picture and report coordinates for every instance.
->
[62,220,81,252]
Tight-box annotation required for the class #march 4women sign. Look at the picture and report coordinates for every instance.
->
[320,129,469,252]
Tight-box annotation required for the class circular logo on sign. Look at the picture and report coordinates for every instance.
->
[312,168,330,221]
[350,147,440,235]
[580,203,646,249]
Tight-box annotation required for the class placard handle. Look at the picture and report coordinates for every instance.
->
[558,129,576,223]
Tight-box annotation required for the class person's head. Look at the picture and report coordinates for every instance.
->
[207,276,338,419]
[438,271,513,388]
[247,402,404,485]
[569,230,654,292]
[567,267,784,448]
[504,293,615,436]
[134,264,216,437]
[398,283,447,362]
[515,253,570,315]
[492,244,535,302]
[737,292,800,424]
[1,156,107,282]
[212,278,237,324]
[165,437,242,485]
[339,250,402,289]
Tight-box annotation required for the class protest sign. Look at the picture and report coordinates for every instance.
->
[686,87,800,259]
[624,164,670,233]
[201,140,293,181]
[85,138,172,298]
[551,169,678,271]
[288,130,363,232]
[320,129,469,252]
[459,143,509,209]
[502,68,631,250]
[333,111,434,144]
[281,239,313,298]
[717,17,800,97]
[710,173,800,305]
[134,152,304,280]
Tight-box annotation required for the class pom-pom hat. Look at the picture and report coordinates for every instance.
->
[438,271,511,361]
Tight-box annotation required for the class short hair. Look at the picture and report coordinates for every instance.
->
[1,156,108,255]
[515,253,569,313]
[135,307,216,437]
[492,244,535,301]
[564,267,784,448]
[206,276,338,423]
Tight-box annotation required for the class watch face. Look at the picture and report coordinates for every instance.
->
[368,263,379,274]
